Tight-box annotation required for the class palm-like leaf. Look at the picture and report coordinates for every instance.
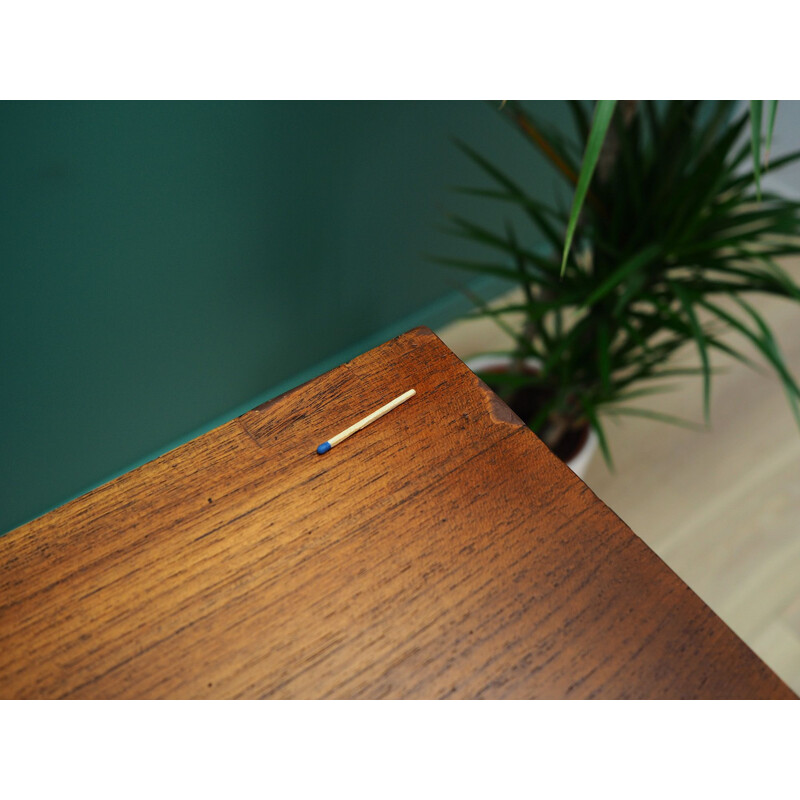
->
[561,100,617,275]
[440,101,800,467]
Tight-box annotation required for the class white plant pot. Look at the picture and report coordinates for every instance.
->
[465,354,599,481]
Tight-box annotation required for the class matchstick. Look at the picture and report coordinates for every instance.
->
[316,389,416,454]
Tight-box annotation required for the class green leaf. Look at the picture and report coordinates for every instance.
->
[580,395,613,470]
[444,215,561,276]
[454,138,526,196]
[597,320,611,397]
[619,316,652,357]
[612,385,680,402]
[705,336,762,372]
[458,284,533,356]
[528,392,564,434]
[669,281,711,423]
[428,254,531,284]
[750,101,763,200]
[765,101,778,168]
[700,295,800,396]
[751,254,800,299]
[693,101,738,159]
[452,186,568,251]
[472,297,583,317]
[730,295,799,386]
[440,101,800,441]
[561,100,617,276]
[639,367,724,380]
[601,406,706,431]
[731,294,800,431]
[724,147,800,194]
[567,100,590,145]
[699,202,800,238]
[665,258,800,301]
[540,314,592,376]
[581,243,662,308]
[661,112,752,246]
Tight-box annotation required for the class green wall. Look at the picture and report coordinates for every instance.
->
[0,101,569,534]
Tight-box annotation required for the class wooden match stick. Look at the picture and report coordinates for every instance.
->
[316,389,416,454]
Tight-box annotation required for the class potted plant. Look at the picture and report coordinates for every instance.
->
[438,100,800,476]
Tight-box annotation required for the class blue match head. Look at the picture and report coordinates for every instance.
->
[316,442,331,455]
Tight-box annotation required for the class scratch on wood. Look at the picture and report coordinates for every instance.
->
[236,418,263,449]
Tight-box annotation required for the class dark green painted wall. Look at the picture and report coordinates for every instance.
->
[1,101,569,534]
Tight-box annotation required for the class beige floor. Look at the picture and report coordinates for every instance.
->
[436,274,800,696]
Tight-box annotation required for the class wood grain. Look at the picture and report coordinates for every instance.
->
[437,277,800,696]
[0,327,794,698]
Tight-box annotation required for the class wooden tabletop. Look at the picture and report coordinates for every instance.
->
[0,327,794,699]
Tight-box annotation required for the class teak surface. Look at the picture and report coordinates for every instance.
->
[0,328,794,699]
